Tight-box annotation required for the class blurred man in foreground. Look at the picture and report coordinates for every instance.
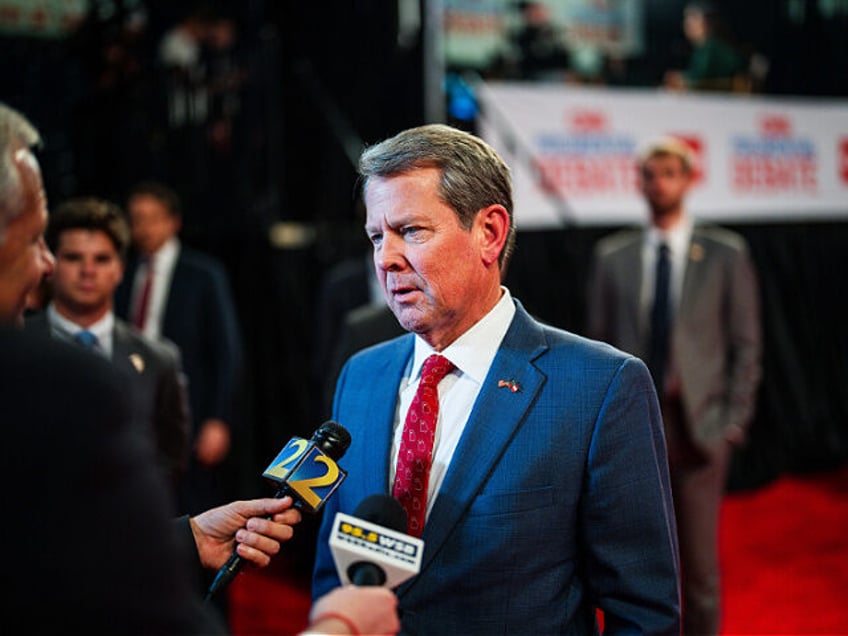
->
[0,101,398,635]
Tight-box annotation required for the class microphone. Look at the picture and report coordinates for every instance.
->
[329,494,424,588]
[206,421,351,600]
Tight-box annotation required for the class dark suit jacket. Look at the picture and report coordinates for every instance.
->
[116,246,242,436]
[312,256,373,375]
[322,302,406,418]
[0,327,223,634]
[313,301,680,635]
[26,312,190,488]
[586,224,762,452]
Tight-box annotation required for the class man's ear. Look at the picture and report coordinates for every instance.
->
[477,204,509,268]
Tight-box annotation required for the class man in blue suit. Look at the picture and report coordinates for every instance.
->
[312,124,681,634]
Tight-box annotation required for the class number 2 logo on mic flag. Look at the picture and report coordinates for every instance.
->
[263,437,309,483]
[286,447,348,513]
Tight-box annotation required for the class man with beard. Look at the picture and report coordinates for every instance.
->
[586,135,762,636]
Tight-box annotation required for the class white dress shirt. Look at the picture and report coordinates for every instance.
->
[390,287,517,519]
[47,303,115,357]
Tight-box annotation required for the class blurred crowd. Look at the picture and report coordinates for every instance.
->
[1,1,264,258]
[445,0,848,126]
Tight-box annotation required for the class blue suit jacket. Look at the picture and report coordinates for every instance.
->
[313,301,680,635]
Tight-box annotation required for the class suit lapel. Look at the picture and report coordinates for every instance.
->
[112,322,146,376]
[115,256,140,318]
[679,228,708,318]
[162,254,185,335]
[344,336,414,499]
[407,304,548,582]
[620,235,644,333]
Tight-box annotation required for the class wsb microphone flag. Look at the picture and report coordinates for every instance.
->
[329,494,424,589]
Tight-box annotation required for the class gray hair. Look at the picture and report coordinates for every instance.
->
[0,102,42,241]
[358,124,516,269]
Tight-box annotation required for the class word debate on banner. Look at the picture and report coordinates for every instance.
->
[476,82,848,227]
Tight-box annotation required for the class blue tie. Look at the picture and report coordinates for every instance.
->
[648,242,671,393]
[74,330,98,349]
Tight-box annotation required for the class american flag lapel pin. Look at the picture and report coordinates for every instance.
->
[498,379,520,393]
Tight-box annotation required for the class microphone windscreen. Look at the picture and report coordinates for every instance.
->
[311,420,352,460]
[353,494,407,533]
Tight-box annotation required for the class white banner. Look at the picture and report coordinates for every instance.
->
[0,0,86,38]
[476,81,848,228]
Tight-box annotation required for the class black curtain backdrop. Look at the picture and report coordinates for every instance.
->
[503,220,848,491]
[6,1,843,505]
[239,219,848,504]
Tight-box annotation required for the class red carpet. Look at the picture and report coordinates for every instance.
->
[719,464,848,635]
[228,559,313,636]
[229,464,848,635]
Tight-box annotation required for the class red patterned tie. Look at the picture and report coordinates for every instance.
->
[392,354,455,537]
[132,257,154,330]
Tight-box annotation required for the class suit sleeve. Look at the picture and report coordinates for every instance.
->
[203,262,243,426]
[581,356,681,635]
[585,245,611,343]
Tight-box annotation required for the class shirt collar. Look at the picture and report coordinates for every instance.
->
[646,214,693,256]
[150,236,180,270]
[410,287,516,385]
[47,302,114,344]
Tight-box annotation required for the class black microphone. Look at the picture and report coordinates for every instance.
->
[349,495,407,585]
[329,494,424,588]
[205,421,351,601]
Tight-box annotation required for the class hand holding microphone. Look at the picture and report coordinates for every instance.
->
[206,421,351,600]
[190,496,302,571]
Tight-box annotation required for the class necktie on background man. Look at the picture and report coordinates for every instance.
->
[648,242,671,393]
[74,329,98,349]
[392,354,455,537]
[132,257,154,330]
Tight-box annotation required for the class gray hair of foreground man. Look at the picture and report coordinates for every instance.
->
[0,103,41,240]
[358,124,517,269]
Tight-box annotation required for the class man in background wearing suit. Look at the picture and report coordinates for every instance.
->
[26,196,190,495]
[312,124,680,634]
[115,180,242,517]
[586,135,762,636]
[0,100,300,634]
[1,101,399,636]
